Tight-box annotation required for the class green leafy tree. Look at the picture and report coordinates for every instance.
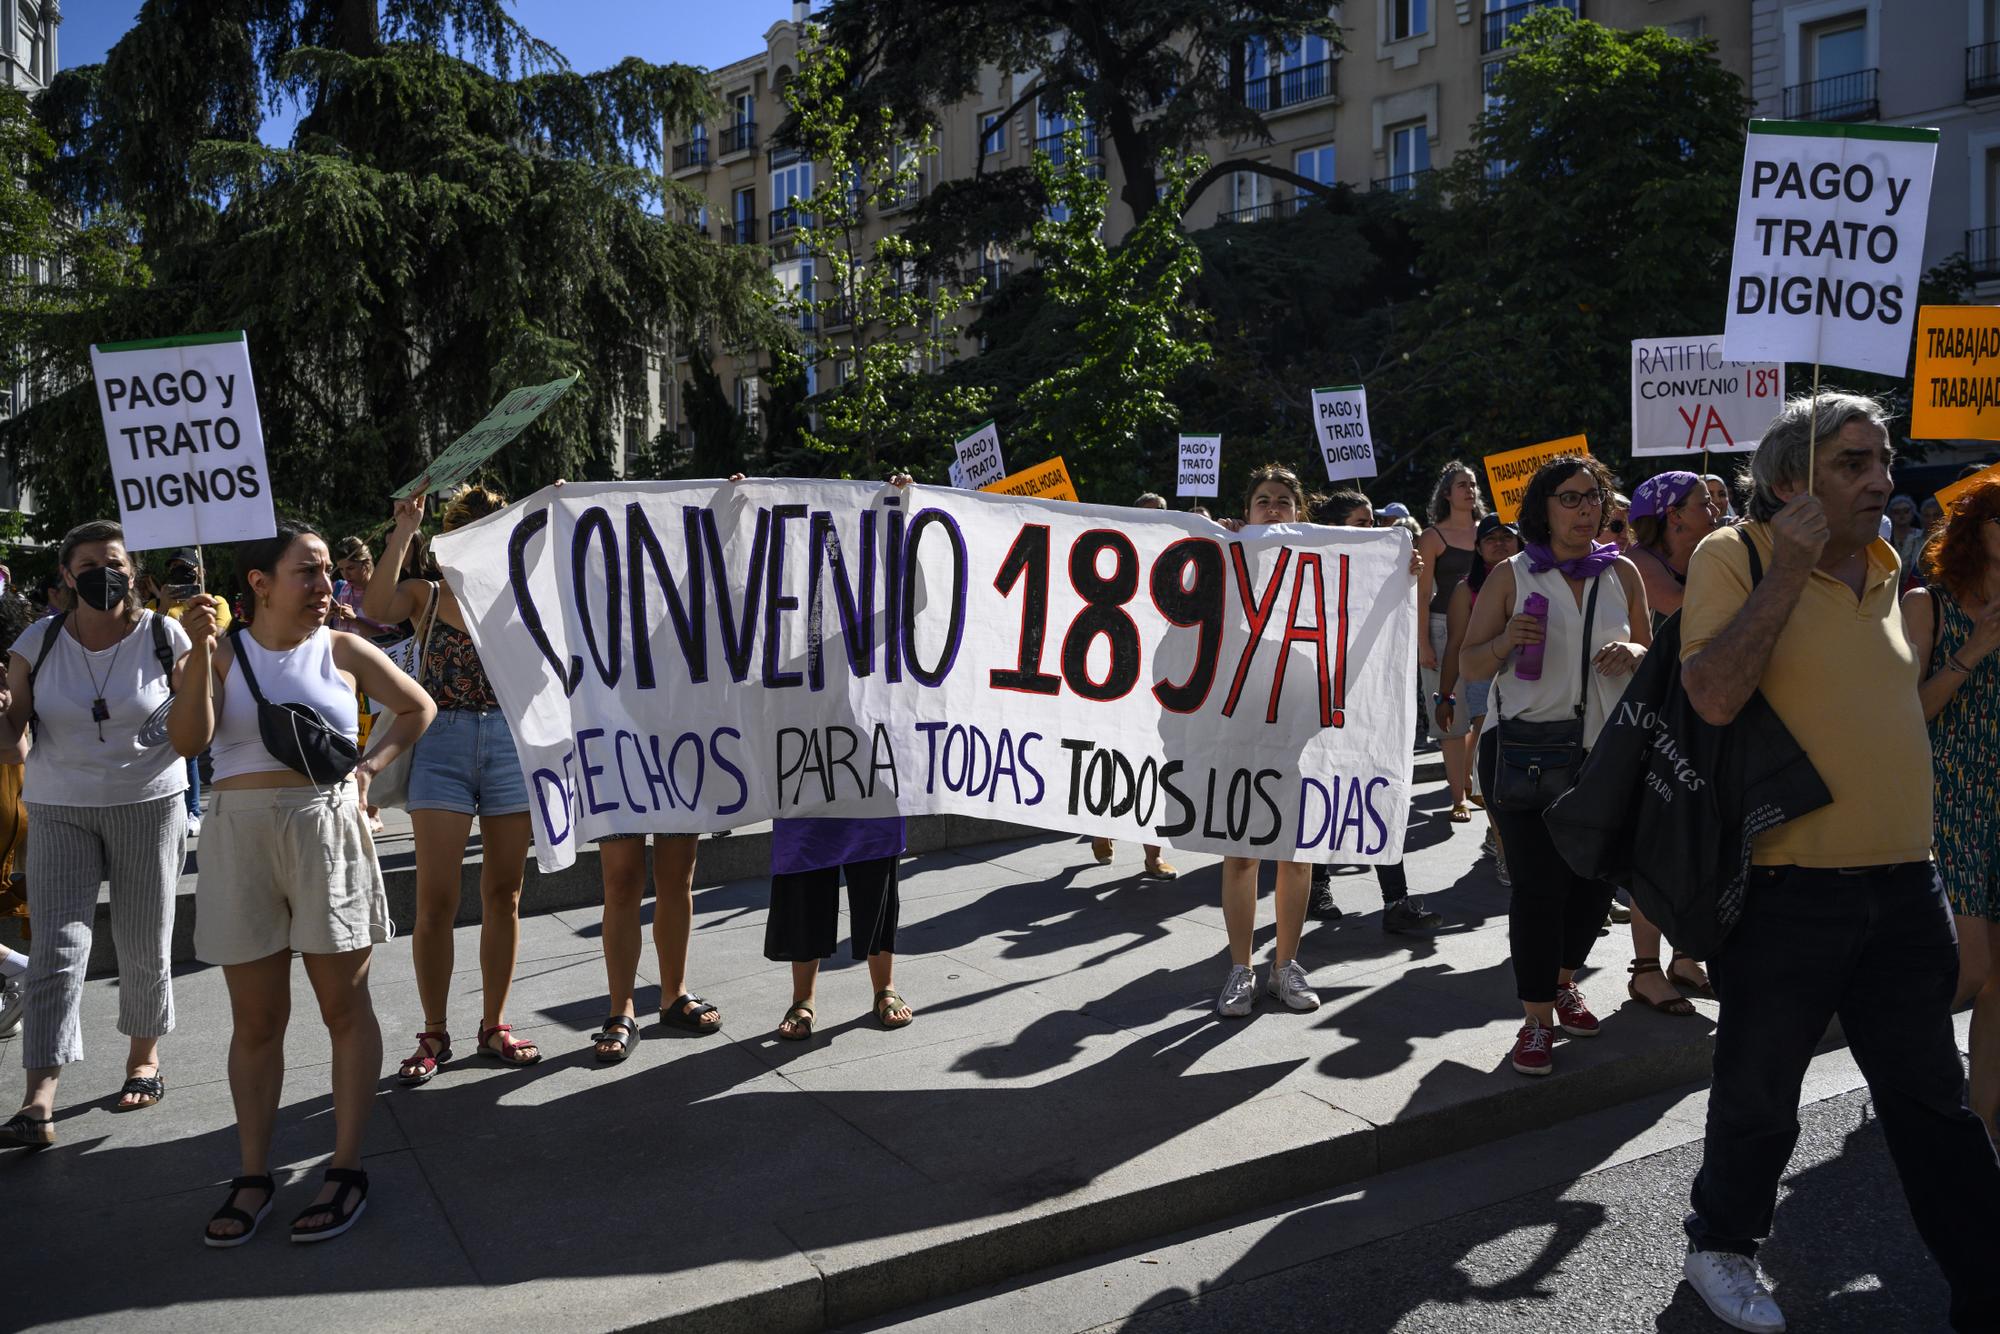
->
[1011,101,1210,498]
[771,28,988,479]
[9,0,779,538]
[1378,12,1748,487]
[819,0,1345,248]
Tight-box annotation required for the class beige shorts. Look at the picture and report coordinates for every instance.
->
[193,781,392,965]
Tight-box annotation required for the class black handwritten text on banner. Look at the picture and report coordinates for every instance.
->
[435,482,1417,871]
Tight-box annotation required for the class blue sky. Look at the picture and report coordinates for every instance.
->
[63,3,795,144]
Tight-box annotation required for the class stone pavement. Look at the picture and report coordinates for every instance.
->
[0,776,1778,1334]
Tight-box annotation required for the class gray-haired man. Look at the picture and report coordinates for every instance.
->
[1675,393,2000,1332]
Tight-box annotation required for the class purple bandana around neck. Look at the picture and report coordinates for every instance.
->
[1523,541,1620,580]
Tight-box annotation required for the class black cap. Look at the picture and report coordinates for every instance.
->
[1475,514,1517,542]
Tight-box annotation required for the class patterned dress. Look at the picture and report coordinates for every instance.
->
[1929,590,2000,920]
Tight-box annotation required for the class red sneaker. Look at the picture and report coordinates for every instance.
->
[1554,983,1600,1037]
[1510,1018,1554,1076]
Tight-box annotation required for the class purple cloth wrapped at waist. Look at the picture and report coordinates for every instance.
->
[771,817,908,877]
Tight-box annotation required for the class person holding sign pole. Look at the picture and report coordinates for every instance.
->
[1621,472,1722,1017]
[1086,491,1181,882]
[363,487,548,1082]
[1216,465,1322,1018]
[0,523,193,1148]
[169,524,434,1244]
[1676,394,2000,1334]
[1416,463,1485,823]
[1459,457,1650,1079]
[1902,476,2000,1147]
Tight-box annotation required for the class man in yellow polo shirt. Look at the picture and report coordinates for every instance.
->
[1673,392,2000,1334]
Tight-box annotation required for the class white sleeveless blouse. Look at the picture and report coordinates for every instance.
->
[1488,553,1633,750]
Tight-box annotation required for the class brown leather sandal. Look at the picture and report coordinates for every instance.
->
[1627,957,1696,1017]
[776,1004,814,1041]
[1668,952,1716,999]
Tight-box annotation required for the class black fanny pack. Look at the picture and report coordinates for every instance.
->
[229,627,359,784]
[1491,574,1602,812]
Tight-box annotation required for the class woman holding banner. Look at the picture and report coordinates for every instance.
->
[1217,465,1322,1018]
[170,523,433,1244]
[365,487,544,1083]
[1416,463,1485,824]
[1459,456,1650,1077]
[1903,475,2000,1143]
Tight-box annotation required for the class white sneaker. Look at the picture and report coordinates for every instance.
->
[0,975,23,1038]
[1216,964,1257,1018]
[1266,958,1321,1012]
[187,815,202,839]
[1683,1248,1786,1333]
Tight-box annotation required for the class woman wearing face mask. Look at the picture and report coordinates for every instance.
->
[171,523,434,1244]
[1216,465,1323,1018]
[0,522,193,1147]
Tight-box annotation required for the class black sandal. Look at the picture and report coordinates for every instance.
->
[204,1173,275,1249]
[113,1072,165,1112]
[1668,952,1716,1000]
[0,1110,53,1148]
[776,1004,815,1042]
[290,1167,369,1244]
[660,993,721,1036]
[1627,957,1697,1017]
[590,1014,640,1064]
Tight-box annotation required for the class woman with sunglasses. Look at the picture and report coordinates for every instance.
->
[1460,456,1650,1076]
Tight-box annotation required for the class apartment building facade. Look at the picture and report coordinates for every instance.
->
[1,0,58,509]
[664,1,1750,452]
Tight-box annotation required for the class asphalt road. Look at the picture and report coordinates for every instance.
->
[859,1086,1957,1334]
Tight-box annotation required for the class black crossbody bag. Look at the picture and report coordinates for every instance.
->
[1491,573,1602,812]
[228,627,359,784]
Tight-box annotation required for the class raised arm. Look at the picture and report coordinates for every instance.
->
[168,595,222,758]
[1908,587,2000,722]
[1681,500,1822,727]
[360,495,429,625]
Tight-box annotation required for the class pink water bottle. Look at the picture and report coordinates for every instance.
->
[1514,592,1550,681]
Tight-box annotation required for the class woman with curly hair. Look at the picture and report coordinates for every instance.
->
[1416,462,1487,822]
[1902,475,2000,1141]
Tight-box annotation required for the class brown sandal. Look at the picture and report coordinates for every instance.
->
[1627,957,1696,1017]
[874,988,913,1030]
[776,1004,814,1041]
[1667,953,1716,999]
[477,1024,542,1067]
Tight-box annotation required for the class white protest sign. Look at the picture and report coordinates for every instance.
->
[1310,385,1376,482]
[1177,434,1220,497]
[88,332,275,551]
[948,461,969,489]
[1723,120,1938,377]
[436,482,1417,872]
[1629,337,1785,457]
[953,420,1006,489]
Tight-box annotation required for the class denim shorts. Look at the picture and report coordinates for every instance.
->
[406,708,531,817]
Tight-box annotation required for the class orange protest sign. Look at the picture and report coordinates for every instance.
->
[1934,459,2000,516]
[980,455,1079,503]
[1912,306,2000,440]
[1483,435,1590,525]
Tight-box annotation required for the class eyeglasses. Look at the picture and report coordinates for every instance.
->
[1552,488,1606,510]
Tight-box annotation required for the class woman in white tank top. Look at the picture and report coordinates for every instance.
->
[167,524,435,1247]
[1458,456,1652,1079]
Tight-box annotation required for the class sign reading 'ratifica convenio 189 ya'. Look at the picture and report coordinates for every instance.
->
[435,482,1418,871]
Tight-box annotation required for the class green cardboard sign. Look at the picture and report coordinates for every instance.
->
[393,373,580,500]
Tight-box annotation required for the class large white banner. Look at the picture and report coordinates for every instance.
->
[437,481,1417,871]
[1723,120,1938,377]
[1629,336,1784,457]
[89,331,276,551]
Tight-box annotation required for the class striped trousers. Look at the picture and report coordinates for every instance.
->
[20,795,186,1069]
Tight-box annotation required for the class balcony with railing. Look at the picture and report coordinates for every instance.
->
[671,138,710,173]
[1240,58,1337,112]
[1781,68,1878,122]
[768,141,808,168]
[1483,0,1580,55]
[719,120,757,156]
[1370,168,1435,195]
[1970,42,2000,100]
[1034,125,1102,165]
[768,204,808,236]
[961,258,1012,298]
[824,297,856,330]
[878,177,926,213]
[1220,200,1280,223]
[722,215,758,245]
[1970,227,2000,283]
